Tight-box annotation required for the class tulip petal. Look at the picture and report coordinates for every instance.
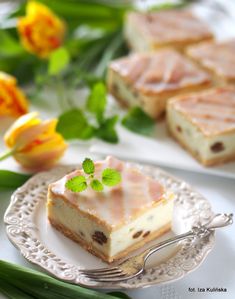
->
[15,134,67,170]
[20,119,58,152]
[4,112,40,147]
[4,111,67,170]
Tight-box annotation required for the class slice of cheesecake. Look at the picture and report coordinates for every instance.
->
[186,39,235,84]
[167,86,235,166]
[125,10,213,52]
[47,156,174,263]
[108,49,212,119]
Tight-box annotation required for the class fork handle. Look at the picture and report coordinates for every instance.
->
[142,213,233,262]
[142,230,196,261]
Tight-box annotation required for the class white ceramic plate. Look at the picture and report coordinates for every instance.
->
[4,163,215,289]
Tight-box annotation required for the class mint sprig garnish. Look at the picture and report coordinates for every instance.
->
[66,158,121,193]
[65,175,87,192]
[82,158,95,174]
[102,168,121,186]
[90,179,104,192]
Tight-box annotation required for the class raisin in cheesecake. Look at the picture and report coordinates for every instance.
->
[125,10,213,52]
[187,39,235,84]
[47,156,174,263]
[108,49,212,119]
[167,86,235,166]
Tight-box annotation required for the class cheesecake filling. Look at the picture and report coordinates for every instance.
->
[47,193,173,259]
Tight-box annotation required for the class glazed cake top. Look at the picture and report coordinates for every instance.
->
[127,10,213,44]
[50,156,166,229]
[187,39,235,80]
[110,49,211,95]
[169,87,235,136]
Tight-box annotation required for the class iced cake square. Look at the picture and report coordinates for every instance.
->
[47,156,174,263]
[125,10,213,52]
[167,86,235,166]
[108,49,212,119]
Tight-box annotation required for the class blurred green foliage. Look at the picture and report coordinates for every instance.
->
[0,0,130,85]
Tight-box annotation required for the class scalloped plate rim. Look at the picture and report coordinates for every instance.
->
[4,163,215,289]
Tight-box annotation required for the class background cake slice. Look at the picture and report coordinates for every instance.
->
[47,156,174,263]
[167,87,235,166]
[187,39,235,85]
[108,49,212,119]
[125,10,213,52]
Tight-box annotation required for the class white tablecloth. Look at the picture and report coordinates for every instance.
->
[0,144,234,299]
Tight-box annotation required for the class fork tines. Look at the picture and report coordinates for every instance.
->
[79,267,128,282]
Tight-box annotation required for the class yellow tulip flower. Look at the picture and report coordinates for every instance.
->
[0,72,28,118]
[1,112,67,170]
[18,1,66,58]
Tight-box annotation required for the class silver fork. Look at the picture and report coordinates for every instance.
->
[80,213,233,282]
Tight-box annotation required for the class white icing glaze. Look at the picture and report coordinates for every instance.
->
[110,49,211,94]
[50,156,165,227]
[130,10,213,43]
[188,39,235,79]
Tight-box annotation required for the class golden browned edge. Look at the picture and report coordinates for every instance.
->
[48,187,170,232]
[107,67,212,119]
[48,217,171,264]
[186,49,235,85]
[167,88,235,137]
[166,108,235,166]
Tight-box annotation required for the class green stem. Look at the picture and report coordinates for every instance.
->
[95,29,124,77]
[56,75,68,112]
[56,76,76,110]
[0,149,15,162]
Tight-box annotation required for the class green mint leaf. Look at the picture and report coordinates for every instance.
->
[48,47,70,75]
[87,82,106,123]
[121,107,155,136]
[57,109,95,140]
[102,168,121,187]
[90,179,104,192]
[82,158,95,175]
[95,115,119,144]
[65,176,87,192]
